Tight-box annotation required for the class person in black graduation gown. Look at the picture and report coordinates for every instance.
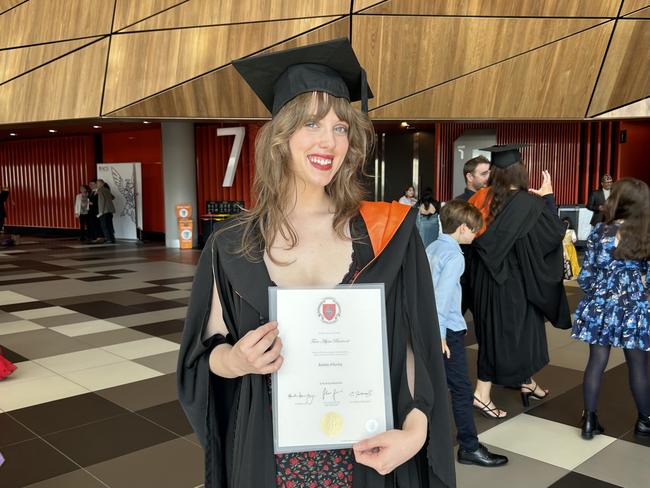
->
[177,39,455,488]
[467,145,571,419]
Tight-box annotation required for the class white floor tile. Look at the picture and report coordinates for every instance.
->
[12,306,77,320]
[63,360,163,391]
[102,337,180,360]
[479,414,616,470]
[0,375,88,411]
[1,360,57,384]
[50,320,124,337]
[34,348,125,374]
[0,290,36,306]
[0,320,44,335]
[148,290,191,300]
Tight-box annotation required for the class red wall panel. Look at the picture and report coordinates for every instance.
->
[195,123,261,214]
[434,122,600,204]
[617,121,650,185]
[102,128,164,233]
[0,136,95,228]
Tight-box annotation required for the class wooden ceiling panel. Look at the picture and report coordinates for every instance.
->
[123,0,349,32]
[370,23,613,119]
[355,16,604,109]
[363,0,620,17]
[595,97,650,118]
[113,0,187,31]
[0,38,101,84]
[103,16,341,114]
[0,0,113,49]
[588,20,650,116]
[107,19,349,118]
[0,39,108,124]
[0,0,23,15]
[626,6,650,17]
[354,0,388,12]
[621,0,650,15]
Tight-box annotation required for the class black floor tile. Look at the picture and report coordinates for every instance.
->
[131,286,176,294]
[61,301,139,319]
[134,300,186,312]
[10,393,127,436]
[136,400,194,436]
[77,275,119,282]
[97,268,136,275]
[0,301,52,313]
[0,413,37,448]
[132,319,185,336]
[0,346,28,363]
[0,438,79,488]
[43,413,176,467]
[549,471,622,487]
[147,276,194,285]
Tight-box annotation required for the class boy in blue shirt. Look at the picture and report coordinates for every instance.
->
[426,200,508,467]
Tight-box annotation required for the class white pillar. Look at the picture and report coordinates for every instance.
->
[161,122,198,248]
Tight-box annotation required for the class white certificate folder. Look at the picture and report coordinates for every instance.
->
[269,284,394,454]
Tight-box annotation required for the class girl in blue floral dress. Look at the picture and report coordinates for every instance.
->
[572,178,650,440]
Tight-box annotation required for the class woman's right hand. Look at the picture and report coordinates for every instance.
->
[219,321,283,377]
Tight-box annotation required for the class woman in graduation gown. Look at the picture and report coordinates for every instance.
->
[468,146,571,418]
[177,39,455,488]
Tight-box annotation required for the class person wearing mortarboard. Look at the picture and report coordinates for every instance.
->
[586,174,614,226]
[467,145,571,420]
[177,39,455,488]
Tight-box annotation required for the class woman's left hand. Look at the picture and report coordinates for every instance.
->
[353,409,427,475]
[530,170,553,197]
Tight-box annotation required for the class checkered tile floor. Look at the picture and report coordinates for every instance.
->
[0,238,648,487]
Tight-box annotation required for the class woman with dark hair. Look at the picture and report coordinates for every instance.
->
[177,40,455,488]
[468,145,571,419]
[416,187,441,248]
[399,186,417,206]
[572,178,650,440]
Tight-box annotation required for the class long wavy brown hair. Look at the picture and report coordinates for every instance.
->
[486,162,529,223]
[229,91,375,262]
[603,177,650,260]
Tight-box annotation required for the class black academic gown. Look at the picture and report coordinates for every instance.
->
[470,191,571,386]
[177,203,456,488]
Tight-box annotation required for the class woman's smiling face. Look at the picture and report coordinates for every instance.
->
[288,107,350,190]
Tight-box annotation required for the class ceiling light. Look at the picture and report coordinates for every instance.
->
[143,120,151,124]
[9,133,17,136]
[93,125,102,129]
[48,129,57,133]
[400,121,410,128]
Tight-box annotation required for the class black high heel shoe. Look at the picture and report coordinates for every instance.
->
[520,382,549,407]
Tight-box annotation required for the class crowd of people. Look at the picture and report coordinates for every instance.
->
[175,39,649,488]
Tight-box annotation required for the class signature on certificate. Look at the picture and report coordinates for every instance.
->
[287,392,315,405]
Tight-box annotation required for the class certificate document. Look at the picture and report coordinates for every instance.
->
[269,284,393,454]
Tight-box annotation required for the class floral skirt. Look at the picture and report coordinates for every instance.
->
[276,449,353,488]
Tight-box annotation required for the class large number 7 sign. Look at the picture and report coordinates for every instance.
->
[216,127,246,187]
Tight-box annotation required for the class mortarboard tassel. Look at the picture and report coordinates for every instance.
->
[361,68,368,114]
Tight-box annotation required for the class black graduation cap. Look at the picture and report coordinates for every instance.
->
[480,144,530,168]
[232,38,373,116]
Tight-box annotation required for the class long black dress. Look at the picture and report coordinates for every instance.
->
[177,202,455,488]
[470,191,571,386]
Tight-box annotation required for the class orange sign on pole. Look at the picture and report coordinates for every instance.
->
[176,204,193,249]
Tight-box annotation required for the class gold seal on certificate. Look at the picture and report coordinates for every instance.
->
[269,285,393,454]
[320,412,344,437]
